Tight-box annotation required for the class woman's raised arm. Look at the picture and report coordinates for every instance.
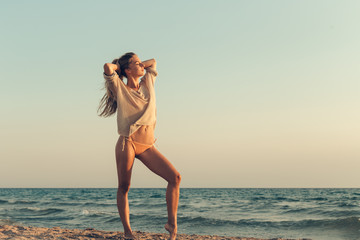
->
[142,58,156,70]
[103,63,119,76]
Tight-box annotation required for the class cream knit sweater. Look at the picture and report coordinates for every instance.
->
[103,67,158,137]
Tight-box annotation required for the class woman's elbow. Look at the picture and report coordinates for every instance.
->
[103,63,110,71]
[103,63,113,75]
[151,59,157,68]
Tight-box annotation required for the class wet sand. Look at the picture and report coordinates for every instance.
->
[0,225,309,240]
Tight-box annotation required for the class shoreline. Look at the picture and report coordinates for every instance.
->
[0,225,309,240]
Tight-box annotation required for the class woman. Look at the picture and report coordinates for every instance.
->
[98,52,181,240]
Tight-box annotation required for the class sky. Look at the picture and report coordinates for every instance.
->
[1,0,359,188]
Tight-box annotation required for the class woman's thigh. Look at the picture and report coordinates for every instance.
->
[136,146,180,183]
[115,136,136,186]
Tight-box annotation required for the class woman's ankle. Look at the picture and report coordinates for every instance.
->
[124,229,135,238]
[165,222,177,232]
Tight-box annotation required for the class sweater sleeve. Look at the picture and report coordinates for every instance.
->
[142,67,158,86]
[103,72,121,95]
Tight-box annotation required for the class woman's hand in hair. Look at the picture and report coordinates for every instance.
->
[103,63,119,76]
[142,58,157,70]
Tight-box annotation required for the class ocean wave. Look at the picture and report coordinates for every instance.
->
[177,215,360,232]
[283,207,310,214]
[115,213,167,223]
[104,213,161,224]
[149,193,163,198]
[105,216,121,223]
[326,210,360,218]
[0,219,18,225]
[82,202,116,207]
[55,201,85,206]
[350,196,359,200]
[14,216,74,222]
[307,197,328,201]
[16,207,65,215]
[251,196,267,201]
[293,216,360,231]
[0,199,8,204]
[337,202,359,208]
[274,197,288,201]
[132,202,165,208]
[80,209,116,218]
[274,197,300,202]
[8,200,38,205]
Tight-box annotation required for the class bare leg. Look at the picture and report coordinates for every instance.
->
[137,147,181,240]
[164,181,180,239]
[115,136,136,239]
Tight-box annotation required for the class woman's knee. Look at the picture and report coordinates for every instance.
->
[169,172,181,186]
[118,182,131,194]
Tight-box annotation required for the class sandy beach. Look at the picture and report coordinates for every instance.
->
[0,225,310,240]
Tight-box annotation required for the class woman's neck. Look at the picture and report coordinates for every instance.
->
[126,76,140,90]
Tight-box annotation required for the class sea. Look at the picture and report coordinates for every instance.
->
[0,188,359,240]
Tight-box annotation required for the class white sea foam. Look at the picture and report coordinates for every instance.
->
[0,219,17,225]
[27,207,41,211]
[81,209,89,215]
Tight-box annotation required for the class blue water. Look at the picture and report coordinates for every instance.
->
[0,188,359,240]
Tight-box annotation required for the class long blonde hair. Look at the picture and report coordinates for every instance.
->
[98,52,135,117]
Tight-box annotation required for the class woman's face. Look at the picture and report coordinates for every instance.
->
[126,55,144,78]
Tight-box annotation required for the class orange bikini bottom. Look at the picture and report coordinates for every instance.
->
[121,136,156,156]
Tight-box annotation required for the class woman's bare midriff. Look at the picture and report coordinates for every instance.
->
[129,124,155,145]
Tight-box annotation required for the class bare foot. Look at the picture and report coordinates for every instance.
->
[164,223,177,240]
[124,231,136,240]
